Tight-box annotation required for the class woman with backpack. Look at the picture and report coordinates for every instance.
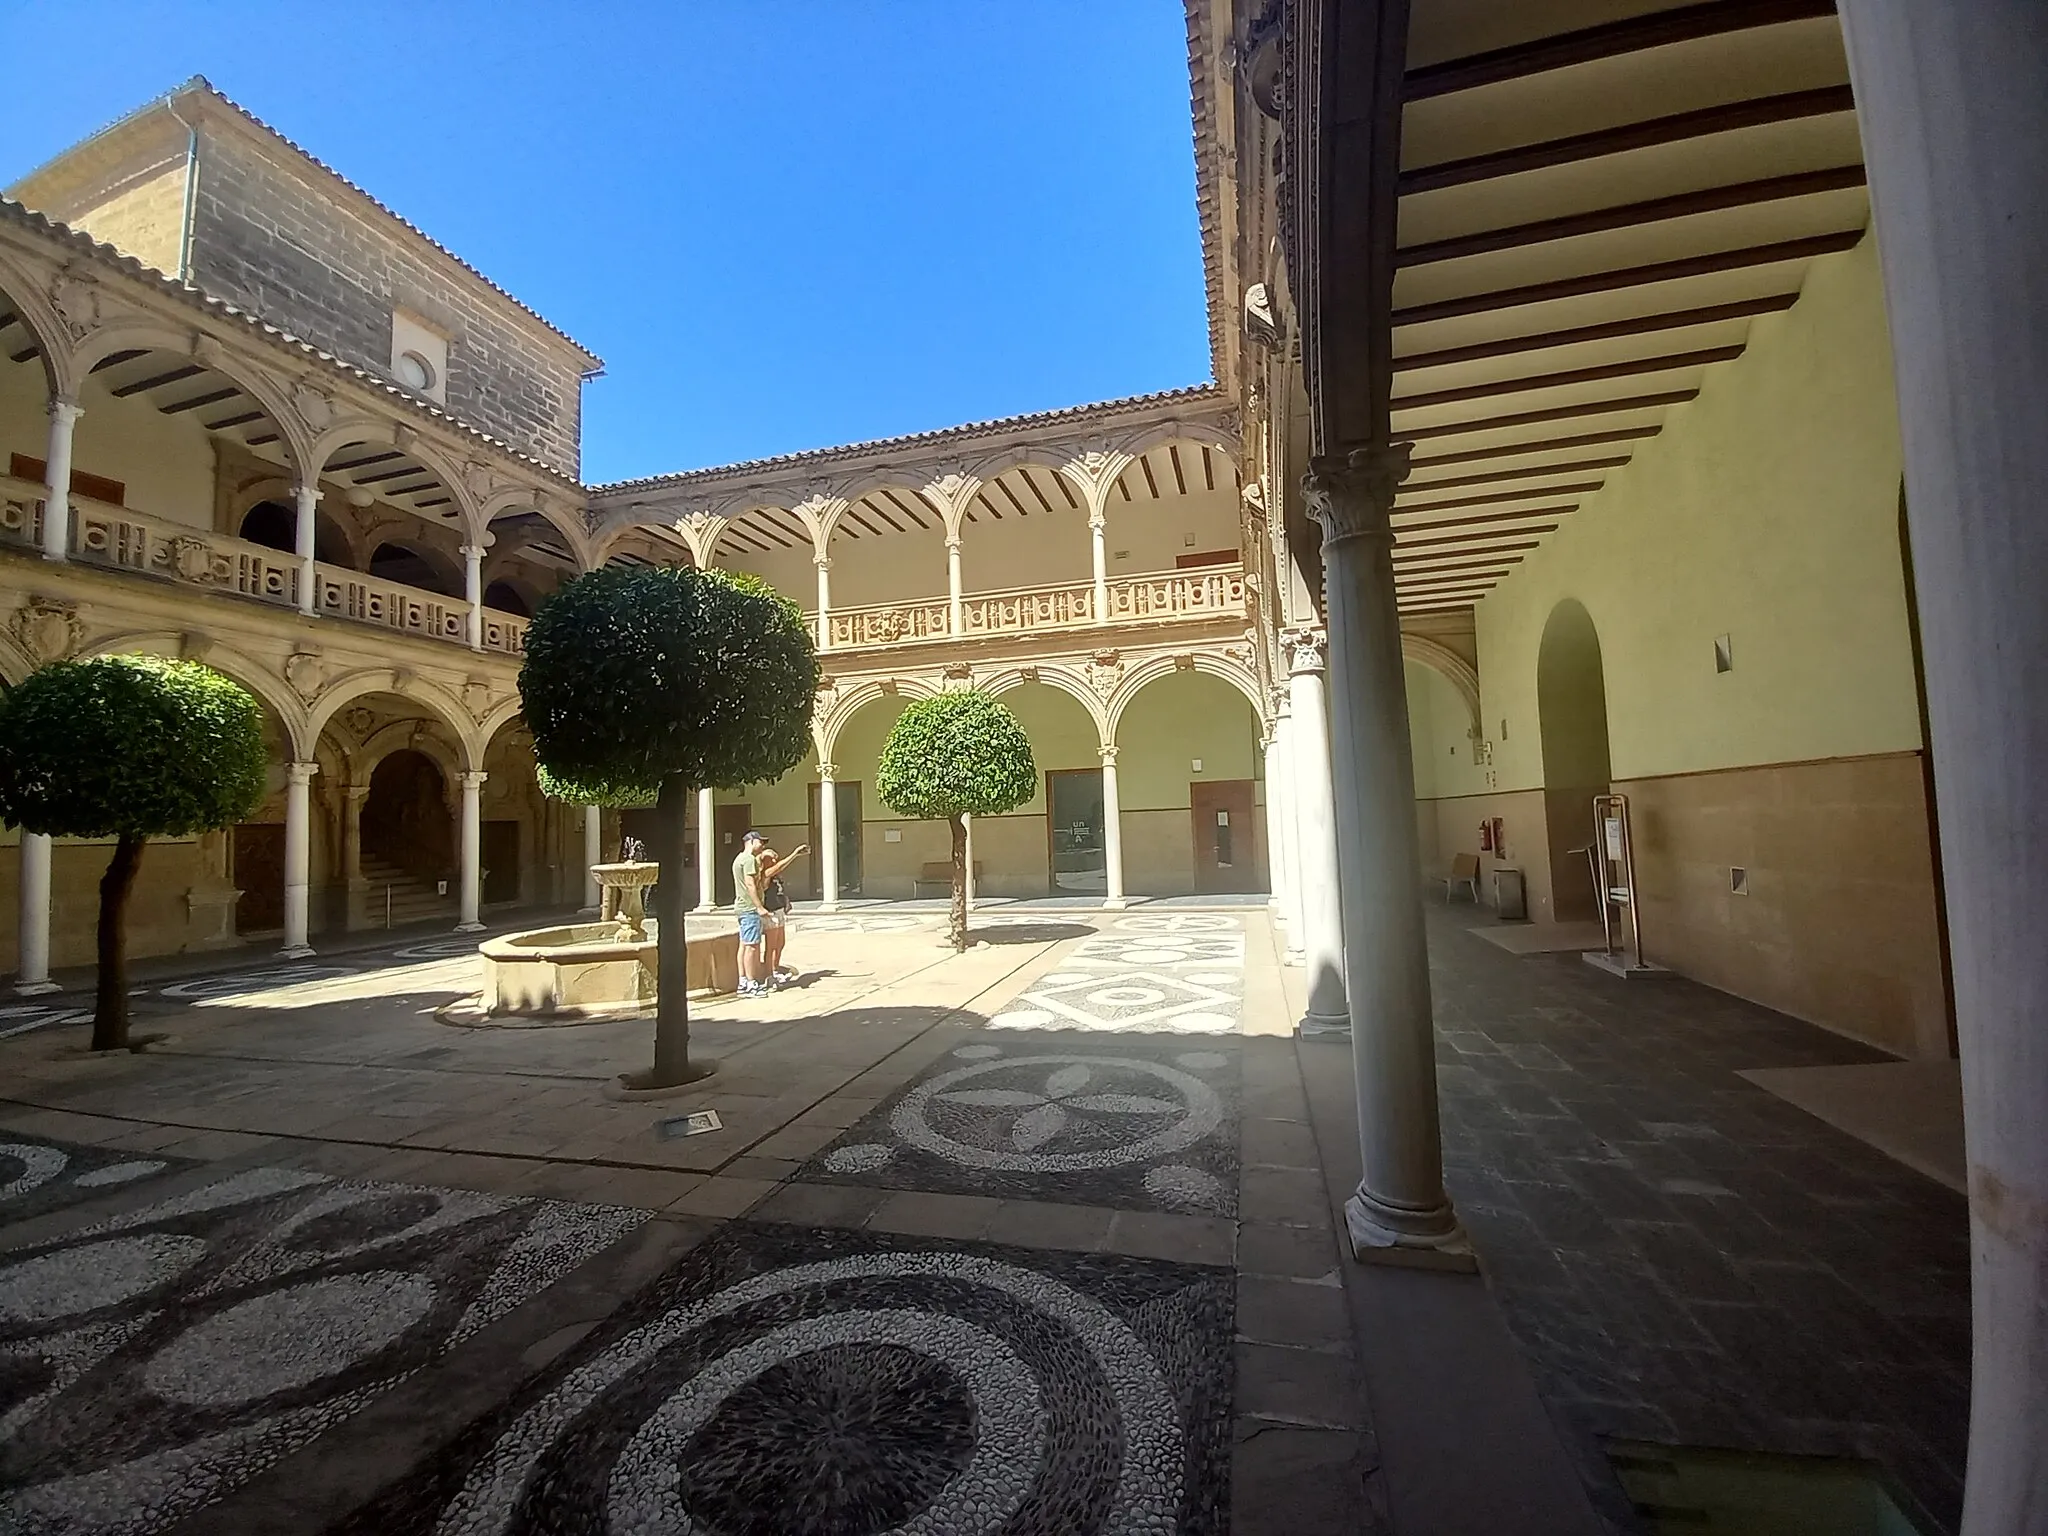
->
[754,842,808,988]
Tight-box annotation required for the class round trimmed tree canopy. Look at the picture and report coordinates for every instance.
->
[519,564,818,794]
[875,691,1038,821]
[0,656,268,839]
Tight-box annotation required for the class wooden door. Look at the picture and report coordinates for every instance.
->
[1190,779,1261,894]
[713,803,752,905]
[232,823,286,932]
[807,781,864,899]
[482,820,521,905]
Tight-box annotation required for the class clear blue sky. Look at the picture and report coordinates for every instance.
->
[4,3,1212,484]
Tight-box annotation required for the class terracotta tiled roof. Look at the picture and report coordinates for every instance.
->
[587,384,1230,496]
[0,197,583,490]
[9,77,600,366]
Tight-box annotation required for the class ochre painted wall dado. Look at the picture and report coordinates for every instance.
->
[1406,232,1949,1059]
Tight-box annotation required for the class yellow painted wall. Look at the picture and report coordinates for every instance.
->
[1472,232,1918,790]
[73,374,220,529]
[59,159,190,276]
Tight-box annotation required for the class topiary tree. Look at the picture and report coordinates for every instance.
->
[875,691,1037,950]
[520,564,817,1089]
[0,657,266,1052]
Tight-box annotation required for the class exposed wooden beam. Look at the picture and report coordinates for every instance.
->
[159,386,241,415]
[1399,601,1484,615]
[110,364,203,398]
[88,348,148,373]
[1397,483,1601,513]
[1400,86,1857,196]
[1399,569,1517,590]
[1394,346,1740,411]
[1403,391,1697,442]
[1398,166,1867,269]
[1393,230,1864,328]
[1403,456,1630,494]
[1407,426,1661,469]
[1018,469,1057,515]
[1168,445,1189,495]
[329,451,403,472]
[204,410,266,431]
[995,480,1033,518]
[1395,294,1797,373]
[1403,0,1839,101]
[1139,454,1162,499]
[9,346,40,365]
[1395,534,1546,557]
[353,466,421,486]
[1395,506,1581,535]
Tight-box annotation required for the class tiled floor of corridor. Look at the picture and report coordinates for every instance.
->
[0,900,1972,1533]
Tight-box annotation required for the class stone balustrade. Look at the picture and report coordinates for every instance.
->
[0,477,528,657]
[819,567,1245,651]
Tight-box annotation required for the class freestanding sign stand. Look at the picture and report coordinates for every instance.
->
[1583,793,1667,978]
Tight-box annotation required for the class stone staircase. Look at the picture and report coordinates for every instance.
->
[358,853,456,928]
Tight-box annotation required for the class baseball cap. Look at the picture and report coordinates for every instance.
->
[743,829,764,843]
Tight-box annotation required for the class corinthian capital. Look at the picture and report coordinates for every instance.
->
[1303,444,1414,548]
[1278,626,1326,677]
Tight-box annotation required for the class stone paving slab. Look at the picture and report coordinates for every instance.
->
[0,1165,649,1534]
[326,1219,1236,1535]
[798,1029,1243,1217]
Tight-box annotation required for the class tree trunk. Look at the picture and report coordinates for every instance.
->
[639,775,713,1088]
[948,812,968,951]
[92,835,145,1052]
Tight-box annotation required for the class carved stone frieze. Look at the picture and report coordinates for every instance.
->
[1303,446,1413,548]
[47,267,104,341]
[291,382,335,433]
[283,650,324,704]
[1084,650,1124,700]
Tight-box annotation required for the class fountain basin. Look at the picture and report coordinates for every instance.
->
[479,916,740,1018]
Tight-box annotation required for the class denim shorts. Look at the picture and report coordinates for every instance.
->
[737,910,763,945]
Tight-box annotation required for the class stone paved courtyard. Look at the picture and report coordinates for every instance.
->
[0,902,1975,1533]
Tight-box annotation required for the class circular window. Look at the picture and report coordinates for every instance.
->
[395,350,436,392]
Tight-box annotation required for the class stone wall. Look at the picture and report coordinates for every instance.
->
[185,128,586,476]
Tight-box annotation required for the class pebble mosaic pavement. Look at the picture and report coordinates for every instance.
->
[1,1135,195,1224]
[0,1168,647,1534]
[334,1221,1235,1536]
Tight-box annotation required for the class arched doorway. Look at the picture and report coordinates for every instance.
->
[361,750,454,887]
[238,500,352,566]
[1115,670,1267,896]
[1537,599,1612,921]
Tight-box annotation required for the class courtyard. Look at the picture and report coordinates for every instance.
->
[0,902,1967,1534]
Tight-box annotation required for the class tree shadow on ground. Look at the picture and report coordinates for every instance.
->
[969,922,1094,946]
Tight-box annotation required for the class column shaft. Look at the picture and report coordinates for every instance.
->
[1837,5,2048,1525]
[40,398,81,561]
[819,770,840,910]
[462,544,485,651]
[697,787,716,909]
[582,805,603,912]
[280,762,317,957]
[946,539,964,634]
[294,482,321,615]
[1101,747,1126,908]
[815,555,833,652]
[1090,512,1110,621]
[14,832,57,994]
[1310,452,1466,1263]
[1275,706,1307,960]
[455,771,486,931]
[1283,633,1347,1030]
[1262,723,1289,924]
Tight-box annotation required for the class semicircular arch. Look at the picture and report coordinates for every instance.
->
[1401,634,1481,737]
[305,668,480,770]
[979,665,1111,746]
[76,631,311,759]
[73,327,313,476]
[816,676,939,761]
[1104,652,1262,740]
[0,255,72,396]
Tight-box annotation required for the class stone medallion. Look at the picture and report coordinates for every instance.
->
[801,1033,1240,1215]
[0,1168,647,1534]
[334,1222,1234,1535]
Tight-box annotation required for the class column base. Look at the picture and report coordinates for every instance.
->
[818,900,840,913]
[277,943,316,960]
[12,979,60,997]
[1102,896,1129,910]
[1345,1191,1477,1273]
[454,920,486,934]
[1297,1011,1350,1039]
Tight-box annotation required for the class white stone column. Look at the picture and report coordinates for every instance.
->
[1838,5,2048,1526]
[1100,745,1126,909]
[293,481,321,615]
[455,770,486,931]
[962,813,975,910]
[1262,717,1289,920]
[697,786,716,909]
[13,833,57,995]
[462,543,486,651]
[1309,452,1468,1266]
[280,762,317,957]
[1090,509,1110,621]
[818,766,840,911]
[946,538,964,634]
[582,805,602,912]
[40,397,81,561]
[814,554,833,652]
[1273,702,1307,962]
[1283,631,1347,1030]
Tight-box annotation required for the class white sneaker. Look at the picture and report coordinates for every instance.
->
[771,966,797,982]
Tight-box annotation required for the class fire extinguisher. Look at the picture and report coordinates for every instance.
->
[1478,819,1494,853]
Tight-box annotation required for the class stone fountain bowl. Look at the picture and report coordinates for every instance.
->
[478,914,742,1019]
